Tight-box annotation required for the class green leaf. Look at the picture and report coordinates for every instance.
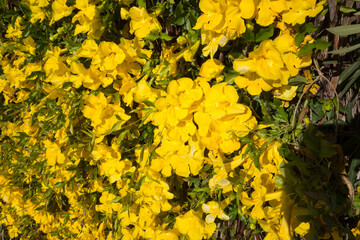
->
[255,25,274,42]
[173,14,187,25]
[275,175,286,187]
[340,5,356,13]
[22,23,34,38]
[338,61,360,85]
[108,120,123,135]
[238,137,254,144]
[54,182,65,188]
[289,76,307,85]
[145,32,172,41]
[295,23,318,46]
[274,107,288,123]
[160,32,173,41]
[314,39,332,50]
[302,22,318,33]
[116,130,128,144]
[243,27,255,42]
[340,68,360,98]
[253,154,260,170]
[137,0,146,8]
[310,100,325,123]
[109,196,122,203]
[295,33,305,46]
[327,24,360,36]
[143,100,155,107]
[328,43,360,54]
[18,3,31,13]
[298,39,331,56]
[298,43,315,56]
[349,157,360,183]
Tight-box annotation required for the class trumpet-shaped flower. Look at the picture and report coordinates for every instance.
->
[234,33,311,97]
[202,201,230,223]
[95,192,122,214]
[137,178,174,213]
[72,0,103,38]
[92,143,135,183]
[51,0,74,24]
[199,58,224,81]
[82,92,130,138]
[152,78,203,133]
[194,83,257,153]
[129,7,161,39]
[43,140,66,166]
[282,0,324,25]
[174,210,216,240]
[5,17,23,39]
[153,134,205,177]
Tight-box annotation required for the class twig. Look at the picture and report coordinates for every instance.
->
[313,58,340,142]
[291,76,321,137]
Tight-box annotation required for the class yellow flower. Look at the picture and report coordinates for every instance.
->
[137,178,174,213]
[273,85,298,101]
[193,0,227,33]
[70,62,101,89]
[282,0,324,25]
[194,83,257,153]
[152,78,203,129]
[294,222,310,236]
[256,0,283,26]
[5,17,23,39]
[207,151,232,192]
[174,210,216,240]
[51,0,74,24]
[193,0,250,56]
[29,0,49,7]
[8,226,19,238]
[234,73,273,96]
[234,33,310,96]
[351,220,360,238]
[44,46,68,74]
[92,143,135,183]
[153,134,205,177]
[73,0,96,21]
[202,201,230,223]
[199,58,224,80]
[98,41,126,72]
[183,40,200,62]
[95,192,122,214]
[129,7,161,39]
[43,140,66,166]
[2,64,26,89]
[82,92,130,138]
[29,5,47,23]
[72,0,103,38]
[77,39,99,58]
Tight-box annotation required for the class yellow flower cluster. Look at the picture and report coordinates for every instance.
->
[150,78,257,178]
[233,32,311,96]
[194,0,324,56]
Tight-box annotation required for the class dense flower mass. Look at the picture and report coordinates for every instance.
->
[194,0,324,56]
[233,32,312,96]
[0,0,356,240]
